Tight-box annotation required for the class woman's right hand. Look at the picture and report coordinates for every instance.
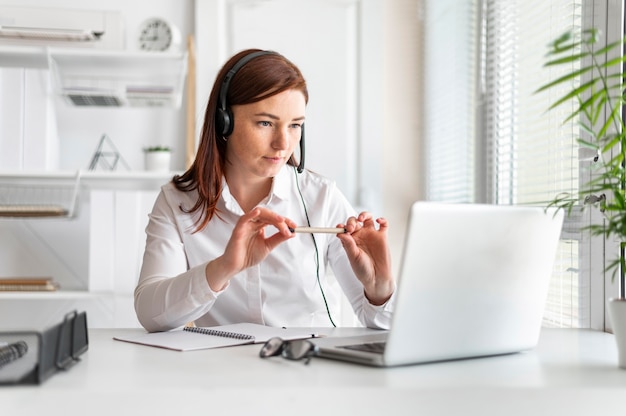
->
[205,207,296,291]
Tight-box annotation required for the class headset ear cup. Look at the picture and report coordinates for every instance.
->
[216,51,275,138]
[216,108,233,137]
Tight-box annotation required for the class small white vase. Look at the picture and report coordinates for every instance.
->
[608,298,626,369]
[144,151,171,172]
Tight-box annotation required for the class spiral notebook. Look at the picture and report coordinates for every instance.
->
[113,323,318,351]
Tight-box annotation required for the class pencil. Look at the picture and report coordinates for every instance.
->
[289,227,347,234]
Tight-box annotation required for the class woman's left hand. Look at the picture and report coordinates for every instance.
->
[336,212,394,305]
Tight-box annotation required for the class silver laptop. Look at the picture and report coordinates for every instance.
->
[314,202,564,367]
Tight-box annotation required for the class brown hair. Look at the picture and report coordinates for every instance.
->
[172,49,309,232]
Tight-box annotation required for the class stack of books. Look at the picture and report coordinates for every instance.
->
[0,204,68,217]
[0,277,59,292]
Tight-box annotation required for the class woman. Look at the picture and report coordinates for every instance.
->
[135,49,395,332]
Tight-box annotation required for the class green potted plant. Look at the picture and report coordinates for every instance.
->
[143,145,172,172]
[537,28,626,368]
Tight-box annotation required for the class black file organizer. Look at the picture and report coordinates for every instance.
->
[0,310,88,385]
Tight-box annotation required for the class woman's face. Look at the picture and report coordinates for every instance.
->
[225,89,306,181]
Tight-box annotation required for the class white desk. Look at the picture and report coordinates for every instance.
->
[2,328,626,415]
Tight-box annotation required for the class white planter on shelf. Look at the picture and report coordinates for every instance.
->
[144,148,171,172]
[608,298,626,369]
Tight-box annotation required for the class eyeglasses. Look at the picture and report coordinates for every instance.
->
[259,337,319,364]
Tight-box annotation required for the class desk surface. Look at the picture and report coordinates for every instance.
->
[2,328,626,415]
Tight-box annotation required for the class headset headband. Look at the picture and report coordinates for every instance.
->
[218,50,277,115]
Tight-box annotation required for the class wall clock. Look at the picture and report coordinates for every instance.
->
[138,17,181,52]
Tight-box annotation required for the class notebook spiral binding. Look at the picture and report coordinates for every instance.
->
[183,326,254,340]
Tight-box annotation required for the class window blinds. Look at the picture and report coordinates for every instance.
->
[422,0,478,203]
[484,0,585,328]
[423,0,587,327]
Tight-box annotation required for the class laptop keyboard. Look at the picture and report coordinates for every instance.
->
[340,341,387,354]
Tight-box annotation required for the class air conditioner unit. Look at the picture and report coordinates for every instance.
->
[49,49,188,108]
[0,6,123,49]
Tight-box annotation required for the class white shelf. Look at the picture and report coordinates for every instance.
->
[0,45,188,108]
[80,170,177,190]
[0,170,178,191]
[0,172,80,218]
[0,290,99,300]
[0,45,49,68]
[0,291,140,328]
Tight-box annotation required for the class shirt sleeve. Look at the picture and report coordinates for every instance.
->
[328,237,396,329]
[322,184,396,330]
[134,189,222,332]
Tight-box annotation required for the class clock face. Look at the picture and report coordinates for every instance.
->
[138,18,174,52]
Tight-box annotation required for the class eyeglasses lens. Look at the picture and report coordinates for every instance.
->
[259,337,284,358]
[259,337,318,363]
[282,340,314,360]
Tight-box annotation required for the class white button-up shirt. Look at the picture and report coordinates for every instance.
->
[135,165,395,332]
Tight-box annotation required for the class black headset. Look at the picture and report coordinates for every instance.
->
[215,50,306,173]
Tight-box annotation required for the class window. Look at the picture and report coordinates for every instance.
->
[422,0,478,203]
[422,0,620,329]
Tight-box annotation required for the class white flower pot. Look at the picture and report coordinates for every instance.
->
[144,151,171,172]
[608,298,626,369]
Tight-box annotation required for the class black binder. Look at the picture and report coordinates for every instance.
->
[0,310,88,385]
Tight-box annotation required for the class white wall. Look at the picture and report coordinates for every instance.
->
[0,0,194,171]
[383,0,422,269]
[0,0,423,326]
[1,0,423,248]
[0,0,194,328]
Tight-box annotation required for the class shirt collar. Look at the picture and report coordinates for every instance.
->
[271,165,296,202]
[221,165,295,213]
